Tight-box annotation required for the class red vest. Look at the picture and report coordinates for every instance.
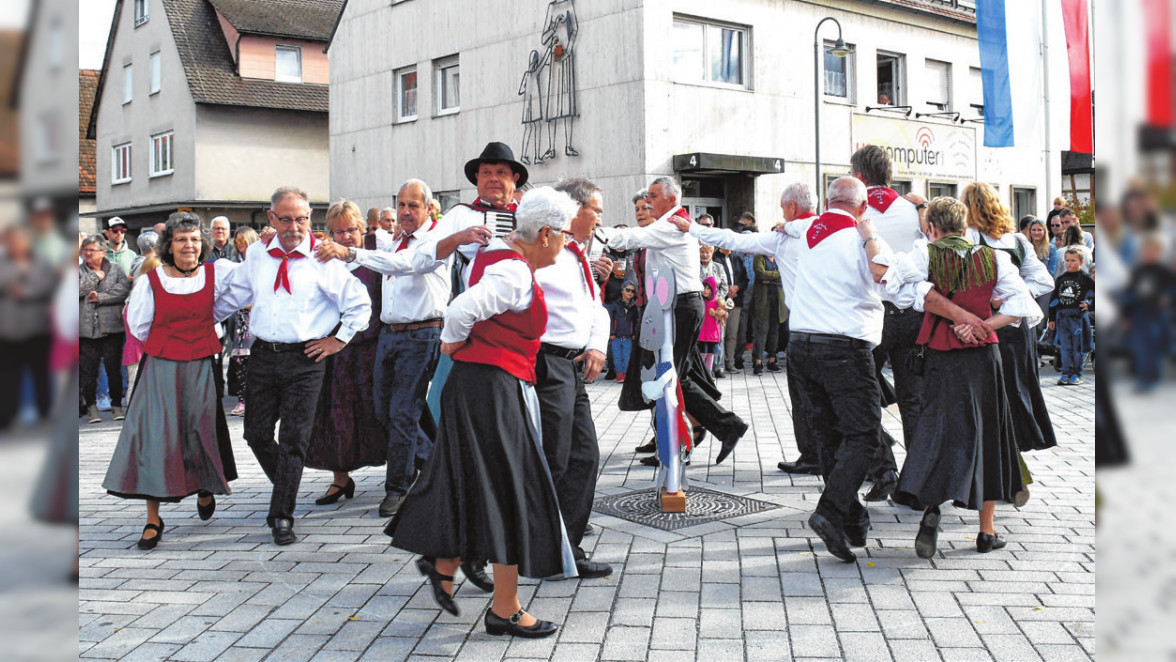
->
[451,249,547,383]
[916,249,1000,351]
[143,264,223,361]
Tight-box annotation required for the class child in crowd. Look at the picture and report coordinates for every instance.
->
[1123,233,1175,392]
[607,283,640,382]
[699,277,727,372]
[1049,246,1096,385]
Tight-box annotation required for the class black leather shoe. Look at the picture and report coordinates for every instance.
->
[378,493,406,518]
[416,557,459,616]
[809,512,856,562]
[484,608,558,638]
[915,506,940,559]
[272,518,296,546]
[863,470,898,502]
[137,519,164,550]
[844,516,871,548]
[639,455,660,467]
[715,420,748,465]
[315,478,356,505]
[462,561,494,592]
[197,493,216,521]
[574,558,612,579]
[778,460,822,475]
[634,439,657,453]
[976,532,1007,553]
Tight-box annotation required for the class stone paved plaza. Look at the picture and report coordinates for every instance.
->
[78,366,1095,661]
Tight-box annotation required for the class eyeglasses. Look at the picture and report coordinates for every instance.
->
[331,227,360,237]
[558,229,575,239]
[271,215,311,224]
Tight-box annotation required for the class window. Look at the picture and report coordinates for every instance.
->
[925,59,952,111]
[275,46,302,83]
[112,143,132,184]
[672,17,749,88]
[134,0,149,26]
[876,52,904,105]
[435,56,460,114]
[123,64,133,104]
[1011,187,1037,220]
[34,112,59,164]
[437,191,460,214]
[396,67,418,122]
[823,40,855,101]
[150,132,174,177]
[968,66,984,117]
[891,180,912,195]
[48,20,64,71]
[928,181,957,199]
[150,52,161,95]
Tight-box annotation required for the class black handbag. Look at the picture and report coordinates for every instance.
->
[907,293,952,377]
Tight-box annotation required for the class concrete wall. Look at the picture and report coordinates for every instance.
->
[329,0,647,225]
[194,105,330,204]
[19,0,81,198]
[94,0,198,215]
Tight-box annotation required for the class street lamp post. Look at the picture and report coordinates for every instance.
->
[814,17,851,208]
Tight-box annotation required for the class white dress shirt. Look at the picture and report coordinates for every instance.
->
[865,187,925,253]
[126,261,238,342]
[690,224,794,298]
[536,243,610,353]
[352,223,451,325]
[966,229,1055,298]
[373,227,397,252]
[877,241,1044,327]
[412,203,515,287]
[597,206,702,294]
[784,209,888,345]
[217,234,372,344]
[441,239,534,344]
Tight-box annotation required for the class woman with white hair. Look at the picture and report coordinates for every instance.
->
[386,187,578,639]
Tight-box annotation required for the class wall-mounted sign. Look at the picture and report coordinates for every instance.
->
[852,114,976,181]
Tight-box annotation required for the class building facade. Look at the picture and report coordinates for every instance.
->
[89,0,341,231]
[329,0,1085,228]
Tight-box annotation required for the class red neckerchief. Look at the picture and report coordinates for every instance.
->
[471,197,519,213]
[669,207,691,223]
[267,234,315,294]
[566,242,596,300]
[806,210,857,248]
[867,186,900,214]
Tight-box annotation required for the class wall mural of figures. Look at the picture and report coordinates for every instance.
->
[518,0,579,165]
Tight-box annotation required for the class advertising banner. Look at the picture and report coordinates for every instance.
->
[852,114,977,181]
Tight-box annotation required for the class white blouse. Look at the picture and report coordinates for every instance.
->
[966,229,1055,298]
[440,239,535,344]
[126,261,239,343]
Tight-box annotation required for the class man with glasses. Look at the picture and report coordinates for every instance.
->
[208,216,239,262]
[103,217,137,277]
[315,179,450,520]
[219,186,372,546]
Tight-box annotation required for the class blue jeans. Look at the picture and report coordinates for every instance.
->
[374,326,442,495]
[1129,309,1167,388]
[610,338,633,376]
[1055,310,1089,376]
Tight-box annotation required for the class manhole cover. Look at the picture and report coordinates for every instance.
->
[593,486,782,532]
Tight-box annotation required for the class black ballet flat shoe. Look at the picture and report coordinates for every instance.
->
[484,608,558,638]
[634,439,657,453]
[197,493,216,521]
[462,561,494,593]
[714,420,748,465]
[315,478,356,506]
[416,557,459,616]
[915,506,940,559]
[137,519,164,550]
[809,512,856,562]
[976,532,1007,553]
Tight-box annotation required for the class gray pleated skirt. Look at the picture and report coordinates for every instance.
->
[102,355,236,502]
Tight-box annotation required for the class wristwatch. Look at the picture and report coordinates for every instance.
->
[346,247,357,263]
[916,202,928,210]
[862,236,879,248]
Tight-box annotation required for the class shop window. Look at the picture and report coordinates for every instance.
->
[928,181,957,199]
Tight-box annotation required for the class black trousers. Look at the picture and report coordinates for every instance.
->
[752,289,780,364]
[244,343,327,526]
[0,335,53,427]
[874,304,925,447]
[535,351,599,559]
[673,294,746,443]
[788,333,882,530]
[80,333,125,408]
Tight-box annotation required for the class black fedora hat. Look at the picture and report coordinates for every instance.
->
[464,142,529,187]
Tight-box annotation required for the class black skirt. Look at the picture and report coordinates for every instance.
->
[895,344,1025,511]
[997,323,1057,452]
[1095,375,1129,467]
[385,361,573,579]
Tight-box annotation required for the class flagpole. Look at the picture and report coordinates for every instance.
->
[1041,0,1053,214]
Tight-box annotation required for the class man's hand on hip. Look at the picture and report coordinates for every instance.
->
[577,349,606,382]
[305,336,346,363]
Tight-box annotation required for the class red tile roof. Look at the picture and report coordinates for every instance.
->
[79,69,99,195]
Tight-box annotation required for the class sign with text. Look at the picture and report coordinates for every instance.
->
[852,114,976,181]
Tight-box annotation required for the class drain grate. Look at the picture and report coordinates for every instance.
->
[593,486,782,532]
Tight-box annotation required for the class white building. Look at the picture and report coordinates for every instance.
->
[329,0,1089,228]
[89,0,342,231]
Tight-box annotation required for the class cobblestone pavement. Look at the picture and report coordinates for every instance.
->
[79,364,1094,661]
